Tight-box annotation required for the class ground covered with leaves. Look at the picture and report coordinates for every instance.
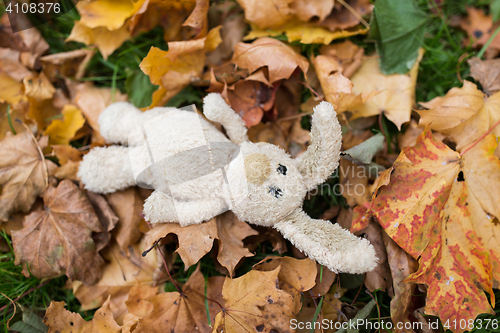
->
[1,0,500,332]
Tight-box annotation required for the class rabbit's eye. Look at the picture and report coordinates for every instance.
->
[277,164,287,175]
[268,186,283,198]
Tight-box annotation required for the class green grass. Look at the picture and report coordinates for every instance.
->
[2,0,500,332]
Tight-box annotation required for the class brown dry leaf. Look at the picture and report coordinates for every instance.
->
[245,225,288,254]
[140,27,221,107]
[0,132,56,221]
[417,80,500,151]
[125,284,159,318]
[236,0,294,30]
[41,49,96,82]
[0,47,32,81]
[320,0,373,31]
[226,80,277,127]
[468,57,500,96]
[144,211,257,275]
[360,222,392,294]
[296,292,343,333]
[254,256,317,313]
[459,7,500,58]
[309,263,337,297]
[350,49,423,129]
[0,13,49,69]
[213,267,296,333]
[73,240,159,324]
[207,13,247,65]
[338,159,371,207]
[106,187,145,252]
[383,232,419,333]
[74,83,127,143]
[292,0,335,22]
[26,93,63,132]
[133,265,212,333]
[319,40,364,78]
[43,297,121,333]
[12,180,104,283]
[248,121,288,149]
[86,191,118,252]
[52,145,83,165]
[232,37,309,84]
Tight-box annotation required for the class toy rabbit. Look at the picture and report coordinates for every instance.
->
[78,93,377,274]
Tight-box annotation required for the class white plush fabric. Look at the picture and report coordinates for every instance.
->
[78,94,377,273]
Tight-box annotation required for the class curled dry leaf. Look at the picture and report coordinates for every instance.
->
[140,27,221,107]
[319,40,364,78]
[350,49,424,129]
[86,191,118,252]
[133,265,213,333]
[232,37,309,84]
[23,72,55,100]
[73,240,159,324]
[360,129,500,330]
[106,187,145,252]
[418,80,500,151]
[43,297,121,333]
[213,267,296,333]
[12,180,104,284]
[144,211,257,276]
[0,131,55,221]
[44,105,86,146]
[468,57,500,96]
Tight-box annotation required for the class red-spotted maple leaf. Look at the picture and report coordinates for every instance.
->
[357,129,500,331]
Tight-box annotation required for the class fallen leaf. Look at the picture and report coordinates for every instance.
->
[40,49,96,81]
[44,105,85,146]
[23,72,55,100]
[318,40,364,78]
[248,121,288,149]
[292,0,335,22]
[133,265,213,333]
[73,240,160,324]
[0,71,26,105]
[76,0,148,31]
[338,159,371,207]
[468,57,500,96]
[12,180,104,284]
[43,297,121,333]
[418,80,500,151]
[383,232,419,332]
[362,129,500,329]
[86,191,119,252]
[0,102,28,140]
[213,267,296,333]
[0,47,32,81]
[66,21,132,60]
[106,187,145,252]
[245,22,369,45]
[360,222,392,293]
[0,132,55,221]
[232,37,309,84]
[144,211,257,275]
[140,27,221,107]
[459,7,500,59]
[52,145,83,165]
[320,0,372,31]
[74,83,127,143]
[350,49,423,129]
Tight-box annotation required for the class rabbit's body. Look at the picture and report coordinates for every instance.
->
[78,94,378,274]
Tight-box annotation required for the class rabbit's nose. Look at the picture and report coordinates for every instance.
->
[244,153,270,185]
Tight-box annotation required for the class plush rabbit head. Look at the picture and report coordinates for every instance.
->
[78,93,377,274]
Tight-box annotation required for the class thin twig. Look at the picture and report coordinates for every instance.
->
[337,0,370,28]
[461,118,500,155]
[0,280,51,313]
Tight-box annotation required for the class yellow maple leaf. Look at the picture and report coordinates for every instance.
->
[245,22,369,45]
[349,49,424,129]
[44,105,85,145]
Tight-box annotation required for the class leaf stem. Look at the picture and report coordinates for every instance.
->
[461,117,500,155]
[6,105,16,135]
[477,25,500,59]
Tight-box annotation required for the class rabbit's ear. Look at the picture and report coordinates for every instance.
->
[296,101,342,191]
[203,93,248,144]
[274,209,377,274]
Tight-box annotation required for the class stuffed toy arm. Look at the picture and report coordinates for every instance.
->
[274,210,377,274]
[203,93,248,144]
